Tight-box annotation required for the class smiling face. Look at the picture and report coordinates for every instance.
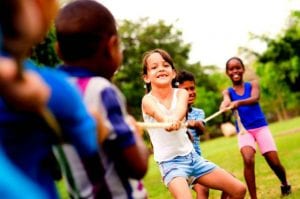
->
[178,80,196,106]
[226,58,245,85]
[143,52,176,88]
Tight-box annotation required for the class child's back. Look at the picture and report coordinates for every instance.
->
[55,0,149,198]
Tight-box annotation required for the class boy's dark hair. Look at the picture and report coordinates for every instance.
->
[55,0,117,62]
[176,70,195,84]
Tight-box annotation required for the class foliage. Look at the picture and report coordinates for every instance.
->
[114,18,221,121]
[244,11,300,121]
[30,26,61,67]
[29,9,300,125]
[29,17,225,137]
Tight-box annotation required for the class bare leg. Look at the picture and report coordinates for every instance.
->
[196,168,246,199]
[263,151,288,185]
[193,183,209,199]
[241,146,257,199]
[220,191,230,199]
[168,177,193,199]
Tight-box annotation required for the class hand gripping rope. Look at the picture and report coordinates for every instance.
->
[137,107,232,129]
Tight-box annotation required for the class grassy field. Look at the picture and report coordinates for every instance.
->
[143,116,300,199]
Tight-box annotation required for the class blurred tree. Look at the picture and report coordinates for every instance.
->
[241,11,300,120]
[114,18,221,123]
[30,26,61,67]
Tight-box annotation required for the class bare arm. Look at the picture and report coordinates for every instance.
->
[99,88,149,179]
[173,88,189,121]
[141,89,189,131]
[123,115,149,178]
[141,94,168,122]
[187,120,205,133]
[219,89,232,110]
[0,57,50,113]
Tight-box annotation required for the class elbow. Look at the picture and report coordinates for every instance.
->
[121,146,150,179]
[253,95,260,103]
[128,161,149,179]
[123,155,149,179]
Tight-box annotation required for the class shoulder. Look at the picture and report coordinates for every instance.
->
[249,80,259,86]
[191,107,204,113]
[176,88,188,98]
[86,77,112,92]
[222,88,230,95]
[247,80,259,89]
[190,107,205,117]
[141,93,152,105]
[23,61,86,112]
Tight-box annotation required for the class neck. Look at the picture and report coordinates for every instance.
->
[233,80,243,87]
[151,85,173,100]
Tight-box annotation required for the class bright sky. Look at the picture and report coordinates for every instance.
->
[99,0,300,68]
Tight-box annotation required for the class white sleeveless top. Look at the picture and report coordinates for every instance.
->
[142,89,193,162]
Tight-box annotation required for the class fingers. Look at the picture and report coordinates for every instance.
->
[165,120,182,131]
[0,57,18,85]
[89,107,109,144]
[126,115,144,136]
[2,71,50,112]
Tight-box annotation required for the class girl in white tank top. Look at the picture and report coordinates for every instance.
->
[142,89,193,162]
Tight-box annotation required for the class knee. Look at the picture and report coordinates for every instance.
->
[234,183,247,198]
[243,156,255,167]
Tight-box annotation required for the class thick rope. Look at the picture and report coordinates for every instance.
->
[234,110,248,135]
[137,108,231,129]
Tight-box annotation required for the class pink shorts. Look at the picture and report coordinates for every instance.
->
[238,126,277,155]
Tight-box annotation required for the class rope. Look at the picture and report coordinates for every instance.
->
[41,109,80,198]
[233,110,248,135]
[18,59,80,198]
[137,107,231,129]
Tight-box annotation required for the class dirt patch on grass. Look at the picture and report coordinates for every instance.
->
[276,127,300,137]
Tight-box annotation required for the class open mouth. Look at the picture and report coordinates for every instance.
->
[157,74,168,78]
[232,74,240,80]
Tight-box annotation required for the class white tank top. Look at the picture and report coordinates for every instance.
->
[142,89,193,162]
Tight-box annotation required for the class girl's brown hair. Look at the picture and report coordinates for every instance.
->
[142,48,176,92]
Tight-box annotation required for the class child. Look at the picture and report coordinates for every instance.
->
[0,146,48,199]
[219,56,291,198]
[0,0,106,198]
[55,0,149,198]
[176,70,229,199]
[141,48,246,199]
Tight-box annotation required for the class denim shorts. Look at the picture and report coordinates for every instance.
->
[158,151,217,186]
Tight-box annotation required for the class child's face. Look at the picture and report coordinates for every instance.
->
[178,80,196,106]
[143,52,176,86]
[226,59,244,84]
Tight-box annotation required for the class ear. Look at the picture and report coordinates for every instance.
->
[171,69,177,80]
[143,74,150,84]
[225,70,230,76]
[107,35,122,66]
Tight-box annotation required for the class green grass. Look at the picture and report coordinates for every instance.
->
[143,116,300,199]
